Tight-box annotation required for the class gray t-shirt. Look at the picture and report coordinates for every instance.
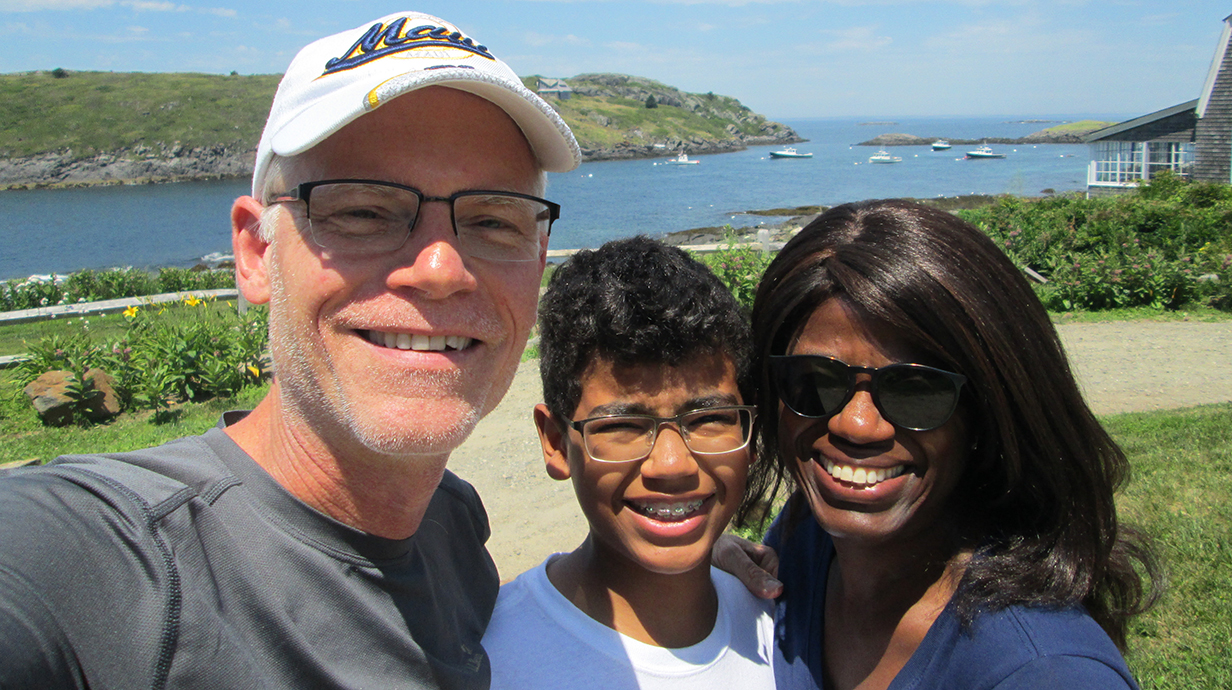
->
[0,412,498,689]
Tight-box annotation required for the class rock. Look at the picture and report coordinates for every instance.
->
[23,371,77,427]
[0,144,256,189]
[82,368,122,421]
[22,368,122,426]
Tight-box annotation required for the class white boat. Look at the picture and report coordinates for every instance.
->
[965,145,1006,159]
[931,140,952,151]
[664,152,699,165]
[769,147,813,159]
[868,149,902,164]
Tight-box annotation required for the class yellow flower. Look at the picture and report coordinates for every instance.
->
[123,305,139,318]
[184,295,202,307]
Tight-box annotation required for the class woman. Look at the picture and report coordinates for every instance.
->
[739,199,1160,689]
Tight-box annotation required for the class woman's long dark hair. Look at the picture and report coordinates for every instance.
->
[738,199,1161,650]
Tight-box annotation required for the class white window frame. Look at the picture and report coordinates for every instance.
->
[1088,141,1193,187]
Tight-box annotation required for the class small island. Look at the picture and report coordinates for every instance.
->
[0,70,802,190]
[856,120,1115,146]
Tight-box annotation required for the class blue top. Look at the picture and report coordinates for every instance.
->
[765,507,1139,689]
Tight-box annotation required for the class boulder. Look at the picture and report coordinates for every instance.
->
[82,368,123,421]
[22,368,122,426]
[23,371,77,427]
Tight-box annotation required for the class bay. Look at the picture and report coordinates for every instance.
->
[1,114,1124,281]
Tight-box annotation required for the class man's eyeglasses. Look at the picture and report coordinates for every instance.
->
[769,355,967,431]
[268,179,561,262]
[568,405,757,463]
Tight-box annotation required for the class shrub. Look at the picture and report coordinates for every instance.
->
[1,267,235,312]
[960,176,1232,312]
[16,298,268,422]
[699,229,772,313]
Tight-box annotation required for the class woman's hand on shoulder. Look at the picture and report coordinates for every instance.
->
[712,533,783,599]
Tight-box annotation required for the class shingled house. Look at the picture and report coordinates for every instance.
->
[1085,13,1232,196]
[536,77,573,100]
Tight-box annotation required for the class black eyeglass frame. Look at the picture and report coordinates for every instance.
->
[769,354,968,432]
[567,405,758,464]
[267,178,561,261]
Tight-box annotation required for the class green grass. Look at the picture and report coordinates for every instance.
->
[0,298,243,356]
[0,370,268,465]
[1050,305,1232,324]
[1110,404,1232,688]
[0,71,280,159]
[1038,119,1117,134]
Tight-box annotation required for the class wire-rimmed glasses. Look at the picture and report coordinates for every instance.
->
[268,179,560,262]
[568,405,756,463]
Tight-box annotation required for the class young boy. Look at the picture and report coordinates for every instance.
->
[482,236,775,688]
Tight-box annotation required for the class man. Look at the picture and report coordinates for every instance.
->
[0,11,579,689]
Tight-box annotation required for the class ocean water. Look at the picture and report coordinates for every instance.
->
[0,115,1124,280]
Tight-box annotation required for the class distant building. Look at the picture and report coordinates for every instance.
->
[536,77,573,100]
[1085,13,1232,196]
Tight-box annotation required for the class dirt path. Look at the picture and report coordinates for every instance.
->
[448,320,1232,580]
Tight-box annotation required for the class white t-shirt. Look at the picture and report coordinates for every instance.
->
[483,558,776,689]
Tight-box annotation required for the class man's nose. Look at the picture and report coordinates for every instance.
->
[386,201,477,298]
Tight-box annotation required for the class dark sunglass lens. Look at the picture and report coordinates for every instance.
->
[878,367,960,430]
[777,358,850,418]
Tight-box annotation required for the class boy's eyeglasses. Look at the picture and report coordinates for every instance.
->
[569,406,756,463]
[268,179,560,262]
[769,355,967,431]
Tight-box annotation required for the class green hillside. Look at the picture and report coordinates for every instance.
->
[1038,119,1116,134]
[0,71,281,159]
[521,73,793,151]
[0,70,793,163]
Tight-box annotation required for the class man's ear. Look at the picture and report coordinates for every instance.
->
[232,195,272,305]
[534,403,572,481]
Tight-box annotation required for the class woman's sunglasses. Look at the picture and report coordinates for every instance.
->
[769,355,968,431]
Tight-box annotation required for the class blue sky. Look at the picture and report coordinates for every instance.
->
[0,1,1227,119]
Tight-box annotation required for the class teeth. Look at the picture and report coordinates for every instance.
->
[366,331,473,352]
[633,499,704,521]
[822,459,905,488]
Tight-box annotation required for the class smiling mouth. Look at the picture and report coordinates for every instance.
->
[628,499,706,522]
[363,330,474,352]
[821,458,906,488]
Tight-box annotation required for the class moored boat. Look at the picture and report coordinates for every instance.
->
[769,147,813,159]
[664,152,699,165]
[965,145,1006,159]
[931,140,952,150]
[868,149,903,164]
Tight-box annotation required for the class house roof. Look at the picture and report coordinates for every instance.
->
[1197,14,1232,118]
[537,77,572,91]
[1083,99,1200,143]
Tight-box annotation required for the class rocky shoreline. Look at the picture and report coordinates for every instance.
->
[858,131,1097,147]
[656,194,1008,246]
[0,145,254,191]
[0,133,803,190]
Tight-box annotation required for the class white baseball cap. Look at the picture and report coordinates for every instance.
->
[252,11,581,197]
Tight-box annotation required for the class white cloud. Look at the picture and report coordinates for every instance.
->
[121,1,181,10]
[820,25,892,53]
[0,0,114,10]
[0,0,233,13]
[525,30,591,47]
